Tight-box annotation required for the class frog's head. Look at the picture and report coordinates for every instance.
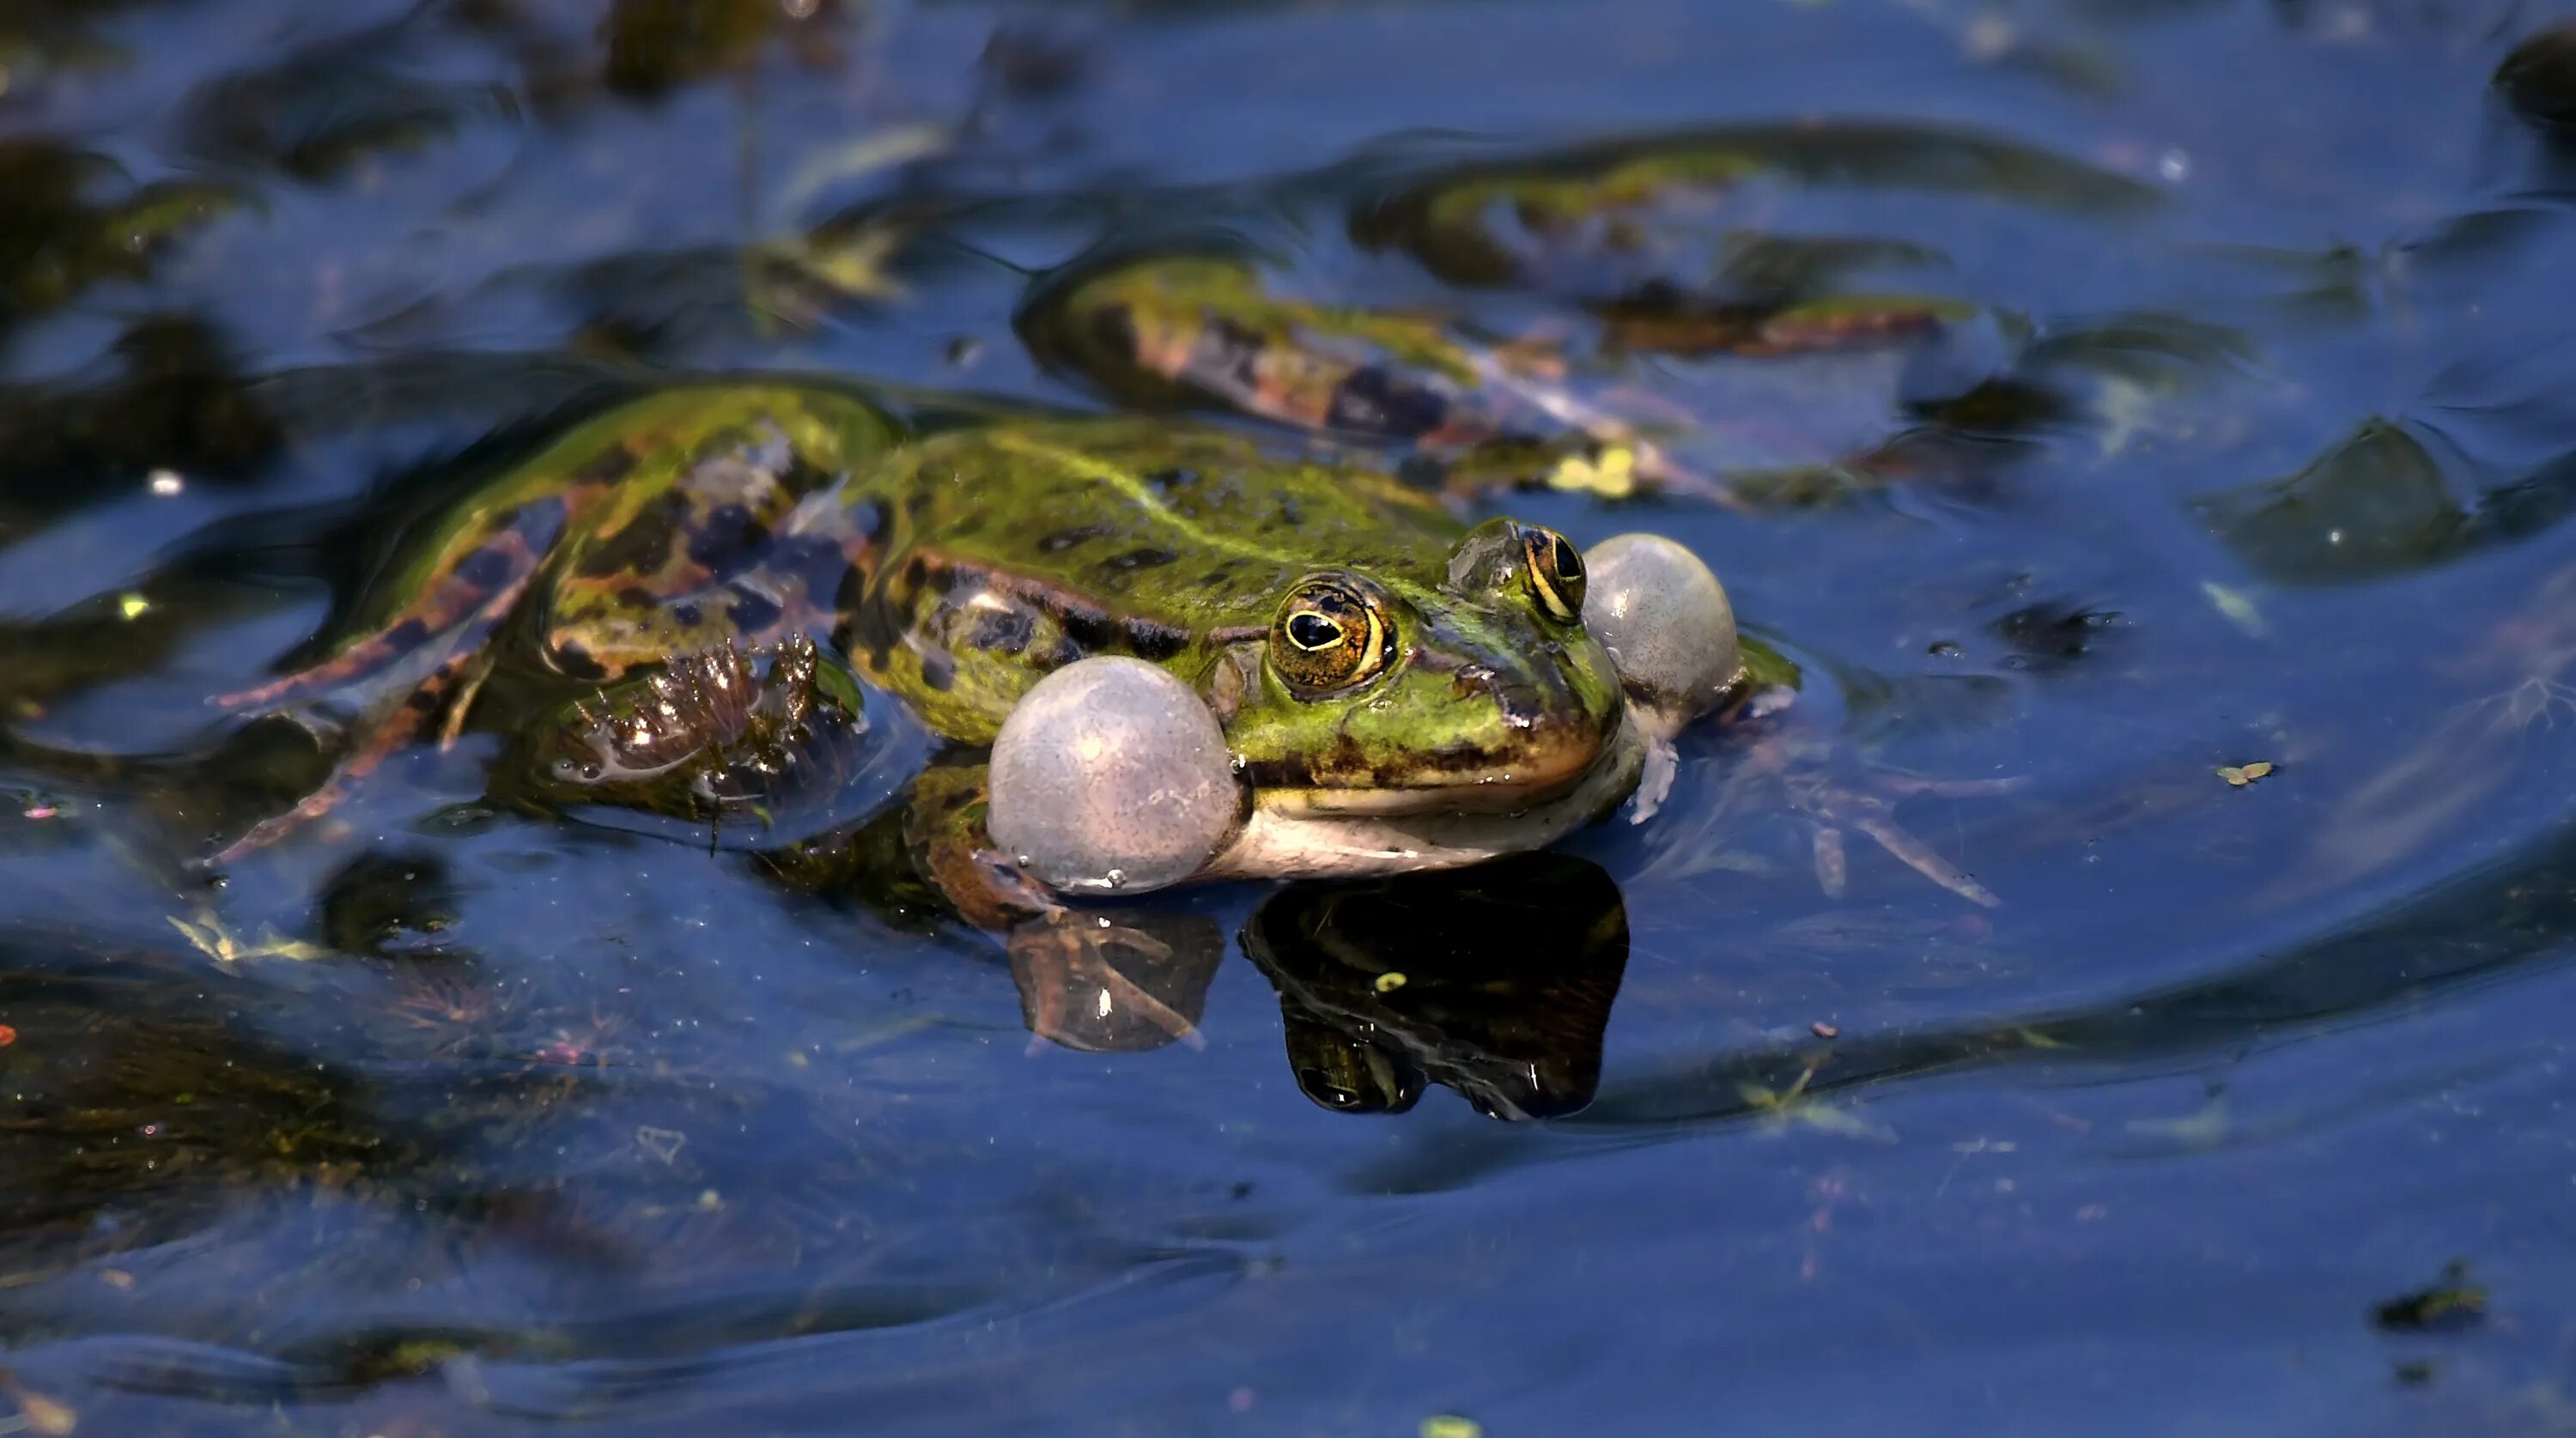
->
[1218,518,1625,817]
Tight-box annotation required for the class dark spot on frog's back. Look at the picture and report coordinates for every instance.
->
[685,502,772,575]
[1327,365,1448,439]
[969,608,1036,655]
[726,586,783,634]
[577,489,692,578]
[1089,300,1139,361]
[572,444,640,488]
[1144,467,1197,495]
[555,640,606,680]
[1204,317,1267,390]
[1038,524,1115,554]
[1125,621,1190,663]
[1100,547,1181,575]
[919,649,956,691]
[1057,603,1119,652]
[616,585,657,610]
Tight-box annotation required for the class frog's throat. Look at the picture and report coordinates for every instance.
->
[1200,705,1648,883]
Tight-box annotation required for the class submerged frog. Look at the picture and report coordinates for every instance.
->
[1019,132,2047,510]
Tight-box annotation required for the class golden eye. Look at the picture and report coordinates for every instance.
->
[1521,525,1586,622]
[1271,579,1392,694]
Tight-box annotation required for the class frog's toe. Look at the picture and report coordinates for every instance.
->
[1847,810,2001,908]
[1008,911,1205,1053]
[1800,772,2012,907]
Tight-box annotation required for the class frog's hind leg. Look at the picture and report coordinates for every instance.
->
[213,500,566,713]
[201,549,547,868]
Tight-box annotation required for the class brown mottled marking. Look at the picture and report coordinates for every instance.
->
[575,488,694,579]
[215,498,570,712]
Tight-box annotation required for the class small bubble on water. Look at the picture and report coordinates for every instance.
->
[148,468,185,496]
[2157,148,2191,183]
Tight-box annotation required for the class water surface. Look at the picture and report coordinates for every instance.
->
[6,1,2576,1433]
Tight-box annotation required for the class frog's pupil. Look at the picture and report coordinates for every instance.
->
[1288,612,1343,650]
[1552,535,1582,580]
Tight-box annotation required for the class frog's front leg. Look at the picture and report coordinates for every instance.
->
[901,763,1208,1052]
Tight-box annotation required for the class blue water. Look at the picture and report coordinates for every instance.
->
[5,0,2576,1432]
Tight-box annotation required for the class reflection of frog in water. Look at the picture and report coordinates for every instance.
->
[999,852,1630,1118]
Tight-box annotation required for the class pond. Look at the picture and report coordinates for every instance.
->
[5,1,2576,1433]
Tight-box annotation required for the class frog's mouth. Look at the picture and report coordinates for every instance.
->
[1202,706,1648,884]
[1250,725,1611,818]
[1244,672,1620,820]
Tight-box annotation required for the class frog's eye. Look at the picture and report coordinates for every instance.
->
[1271,579,1393,694]
[1520,525,1586,622]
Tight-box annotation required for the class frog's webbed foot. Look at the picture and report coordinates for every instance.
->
[200,654,465,869]
[1007,908,1207,1053]
[201,507,557,868]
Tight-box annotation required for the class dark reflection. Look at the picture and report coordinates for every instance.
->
[1241,854,1629,1120]
[317,850,462,959]
[0,144,247,336]
[599,0,852,101]
[176,15,513,183]
[0,938,427,1248]
[0,315,281,527]
[2496,22,2576,135]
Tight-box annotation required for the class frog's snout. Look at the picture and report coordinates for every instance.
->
[1449,661,1615,796]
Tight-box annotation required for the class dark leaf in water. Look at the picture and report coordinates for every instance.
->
[2372,1262,2488,1332]
[318,849,461,958]
[2195,421,2471,585]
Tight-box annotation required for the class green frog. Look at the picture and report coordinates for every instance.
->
[208,386,1684,931]
[1018,131,2038,510]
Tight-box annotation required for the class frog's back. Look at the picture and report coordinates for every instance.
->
[842,419,1467,739]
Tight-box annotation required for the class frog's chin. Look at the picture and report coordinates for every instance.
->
[1199,706,1649,884]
